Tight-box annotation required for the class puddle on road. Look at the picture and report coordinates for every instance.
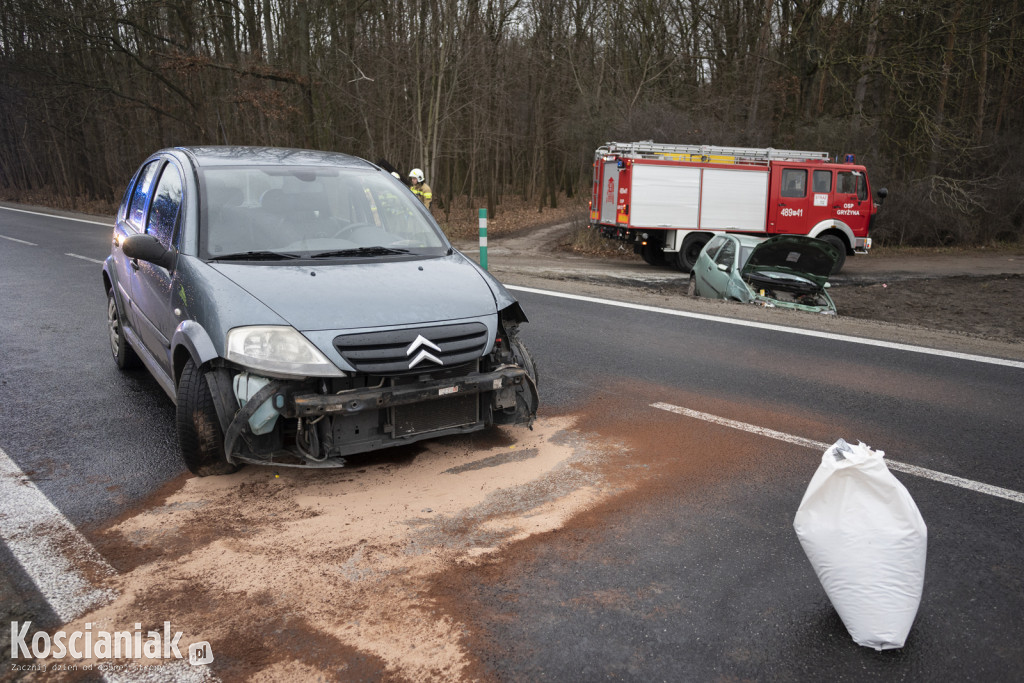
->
[57,417,626,681]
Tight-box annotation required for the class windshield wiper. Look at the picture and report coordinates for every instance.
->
[310,246,410,258]
[208,250,301,261]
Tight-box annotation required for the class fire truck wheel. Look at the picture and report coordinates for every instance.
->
[676,234,710,273]
[819,234,847,274]
[641,243,668,267]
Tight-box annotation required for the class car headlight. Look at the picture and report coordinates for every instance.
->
[226,326,344,378]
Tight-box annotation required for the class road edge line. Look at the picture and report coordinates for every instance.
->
[508,284,1024,369]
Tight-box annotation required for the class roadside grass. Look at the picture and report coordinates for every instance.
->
[435,194,587,240]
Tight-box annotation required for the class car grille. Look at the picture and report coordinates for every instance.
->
[333,322,489,374]
[394,393,479,437]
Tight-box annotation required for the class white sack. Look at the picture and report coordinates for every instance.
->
[793,439,927,650]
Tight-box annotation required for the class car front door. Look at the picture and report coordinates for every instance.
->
[702,236,738,299]
[130,160,184,375]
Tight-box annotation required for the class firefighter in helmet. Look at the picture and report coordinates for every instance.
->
[408,168,432,209]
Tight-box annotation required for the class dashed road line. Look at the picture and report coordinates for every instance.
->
[651,401,1024,504]
[1,234,38,246]
[66,252,104,264]
[508,285,1024,369]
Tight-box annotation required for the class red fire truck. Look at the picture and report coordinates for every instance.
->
[589,141,886,273]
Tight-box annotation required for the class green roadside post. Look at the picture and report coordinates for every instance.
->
[478,208,488,270]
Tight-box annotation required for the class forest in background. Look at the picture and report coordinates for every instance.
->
[0,0,1021,246]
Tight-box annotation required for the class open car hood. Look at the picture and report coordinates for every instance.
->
[741,235,838,286]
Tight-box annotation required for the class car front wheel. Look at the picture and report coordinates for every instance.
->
[176,358,239,476]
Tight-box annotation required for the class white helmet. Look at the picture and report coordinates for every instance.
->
[391,171,401,180]
[409,168,425,183]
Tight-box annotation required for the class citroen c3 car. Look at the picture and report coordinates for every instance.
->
[687,234,839,314]
[104,147,538,475]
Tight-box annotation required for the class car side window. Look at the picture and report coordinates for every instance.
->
[146,164,183,249]
[703,236,726,260]
[781,168,807,198]
[714,239,737,270]
[127,161,160,230]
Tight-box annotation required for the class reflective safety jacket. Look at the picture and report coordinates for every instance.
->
[411,182,432,209]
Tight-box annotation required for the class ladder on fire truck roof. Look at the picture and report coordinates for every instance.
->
[598,141,832,164]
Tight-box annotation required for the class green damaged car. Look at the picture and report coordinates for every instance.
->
[687,234,839,314]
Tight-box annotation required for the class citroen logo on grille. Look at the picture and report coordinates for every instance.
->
[406,334,443,369]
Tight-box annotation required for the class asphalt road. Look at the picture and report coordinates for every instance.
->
[2,205,1023,681]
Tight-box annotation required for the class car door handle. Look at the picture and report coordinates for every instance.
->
[130,259,140,271]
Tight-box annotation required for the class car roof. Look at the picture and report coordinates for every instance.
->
[173,146,374,169]
[725,234,768,247]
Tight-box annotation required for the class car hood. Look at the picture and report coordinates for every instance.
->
[209,254,498,331]
[741,236,838,286]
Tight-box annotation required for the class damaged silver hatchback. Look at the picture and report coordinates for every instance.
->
[103,147,538,475]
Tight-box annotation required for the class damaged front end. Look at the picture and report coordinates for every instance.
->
[745,272,837,315]
[741,235,839,315]
[203,310,539,468]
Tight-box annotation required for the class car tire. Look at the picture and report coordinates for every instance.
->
[687,275,698,297]
[675,234,709,273]
[509,335,539,415]
[107,288,141,370]
[819,234,847,274]
[176,358,239,477]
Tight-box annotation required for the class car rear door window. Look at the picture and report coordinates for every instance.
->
[146,164,183,248]
[127,161,160,230]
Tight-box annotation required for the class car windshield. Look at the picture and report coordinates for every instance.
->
[199,166,447,260]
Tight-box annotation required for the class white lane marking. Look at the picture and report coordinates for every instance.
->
[0,448,217,680]
[0,204,112,226]
[0,234,38,246]
[66,252,104,264]
[651,402,1024,505]
[0,447,116,622]
[507,285,1024,369]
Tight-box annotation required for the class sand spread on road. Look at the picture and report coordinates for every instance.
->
[56,417,623,680]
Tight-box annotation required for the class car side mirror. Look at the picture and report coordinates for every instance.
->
[876,187,888,204]
[123,233,175,270]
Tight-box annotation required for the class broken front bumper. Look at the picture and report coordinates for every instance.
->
[214,365,535,468]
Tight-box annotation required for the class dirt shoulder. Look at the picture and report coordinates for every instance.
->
[454,224,1024,362]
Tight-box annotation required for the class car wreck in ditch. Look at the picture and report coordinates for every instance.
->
[688,234,839,314]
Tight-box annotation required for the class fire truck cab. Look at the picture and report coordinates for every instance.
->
[589,141,886,273]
